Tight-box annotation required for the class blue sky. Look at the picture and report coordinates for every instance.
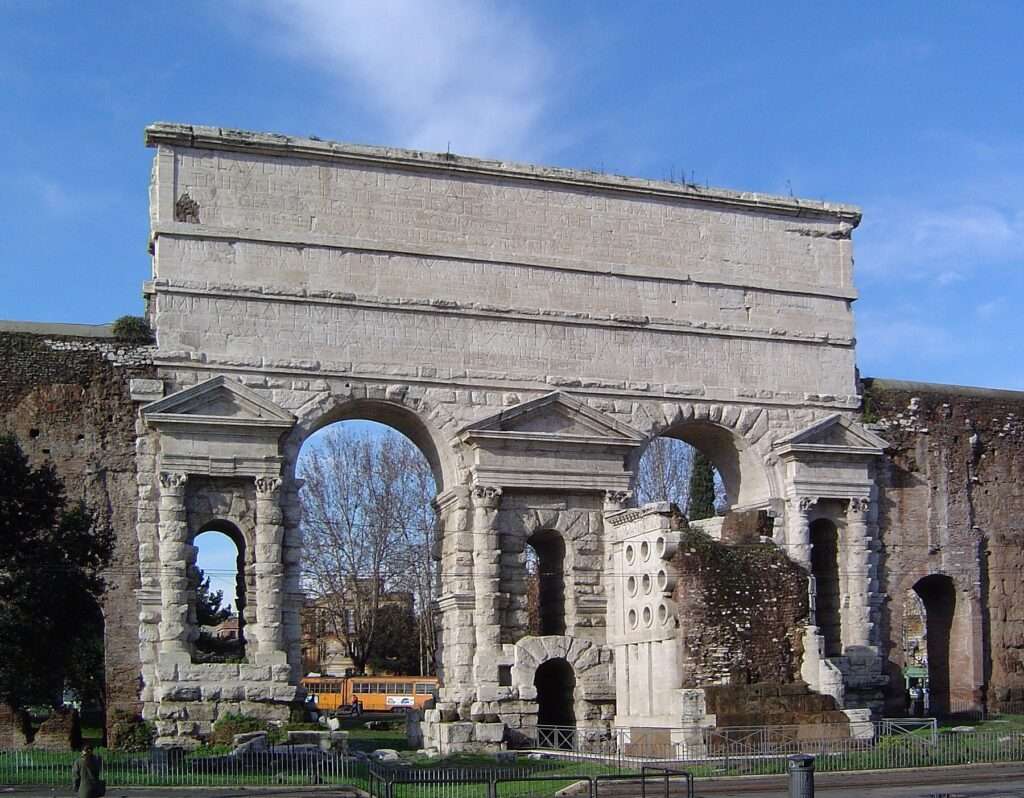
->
[2,1,1022,395]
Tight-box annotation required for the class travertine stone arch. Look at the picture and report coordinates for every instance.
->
[512,635,614,726]
[283,385,467,493]
[626,402,778,509]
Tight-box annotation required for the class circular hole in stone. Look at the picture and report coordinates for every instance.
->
[657,570,668,592]
[625,544,635,565]
[628,609,638,629]
[656,536,666,557]
[658,604,669,625]
[642,573,653,594]
[642,606,653,627]
[627,575,638,596]
[640,541,651,561]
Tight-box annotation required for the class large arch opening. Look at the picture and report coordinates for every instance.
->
[535,657,576,731]
[525,530,567,636]
[191,524,246,663]
[913,574,956,716]
[297,418,437,677]
[810,518,842,657]
[632,420,771,514]
[634,436,725,518]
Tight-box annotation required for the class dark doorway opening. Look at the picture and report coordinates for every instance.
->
[810,519,842,657]
[526,530,566,636]
[913,574,956,716]
[535,658,576,734]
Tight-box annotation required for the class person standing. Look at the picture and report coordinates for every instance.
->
[72,744,105,798]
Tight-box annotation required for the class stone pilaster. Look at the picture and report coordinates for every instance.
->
[842,496,876,649]
[281,479,305,679]
[787,496,815,570]
[254,476,287,665]
[433,486,475,709]
[472,485,503,691]
[157,472,190,663]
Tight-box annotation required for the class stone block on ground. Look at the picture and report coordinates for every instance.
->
[231,731,268,754]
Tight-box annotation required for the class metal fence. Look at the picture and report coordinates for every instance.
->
[0,746,366,788]
[367,762,695,798]
[528,718,1024,778]
[4,717,1024,796]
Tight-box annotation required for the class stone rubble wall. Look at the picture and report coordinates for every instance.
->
[0,330,155,740]
[866,379,1024,713]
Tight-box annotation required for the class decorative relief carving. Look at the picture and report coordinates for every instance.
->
[255,476,283,496]
[159,472,188,490]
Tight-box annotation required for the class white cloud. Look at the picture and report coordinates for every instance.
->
[250,0,552,160]
[857,201,1024,284]
[976,298,1006,319]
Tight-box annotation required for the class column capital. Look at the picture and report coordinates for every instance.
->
[604,489,632,508]
[159,471,188,491]
[255,476,283,496]
[472,484,502,509]
[796,495,819,513]
[847,497,871,518]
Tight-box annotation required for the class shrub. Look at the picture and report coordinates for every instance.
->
[267,722,322,745]
[110,315,153,342]
[109,710,154,752]
[210,713,266,746]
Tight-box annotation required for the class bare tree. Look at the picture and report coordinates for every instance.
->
[634,437,727,516]
[299,424,437,675]
[634,437,694,508]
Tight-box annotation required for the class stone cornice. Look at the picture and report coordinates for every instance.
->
[149,278,855,348]
[148,223,860,302]
[145,123,862,224]
[152,361,863,411]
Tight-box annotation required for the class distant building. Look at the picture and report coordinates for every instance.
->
[300,589,414,676]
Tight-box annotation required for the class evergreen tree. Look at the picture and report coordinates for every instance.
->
[195,567,231,627]
[0,435,112,711]
[687,451,716,521]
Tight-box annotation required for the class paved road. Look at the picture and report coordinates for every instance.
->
[5,765,1024,797]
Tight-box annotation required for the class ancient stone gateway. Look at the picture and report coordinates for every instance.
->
[136,123,908,747]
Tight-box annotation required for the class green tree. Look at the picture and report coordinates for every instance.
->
[195,567,231,627]
[0,435,113,711]
[687,451,716,521]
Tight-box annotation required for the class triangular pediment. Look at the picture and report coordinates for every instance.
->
[774,413,888,456]
[461,392,646,447]
[143,376,295,428]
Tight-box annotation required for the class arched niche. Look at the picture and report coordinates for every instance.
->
[526,529,567,636]
[189,519,248,662]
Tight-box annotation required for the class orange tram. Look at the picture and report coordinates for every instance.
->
[300,675,439,714]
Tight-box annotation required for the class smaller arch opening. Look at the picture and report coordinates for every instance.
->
[535,657,576,732]
[191,524,246,663]
[810,518,841,657]
[525,530,567,636]
[913,574,957,716]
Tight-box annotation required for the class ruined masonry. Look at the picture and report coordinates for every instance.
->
[6,123,1020,751]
